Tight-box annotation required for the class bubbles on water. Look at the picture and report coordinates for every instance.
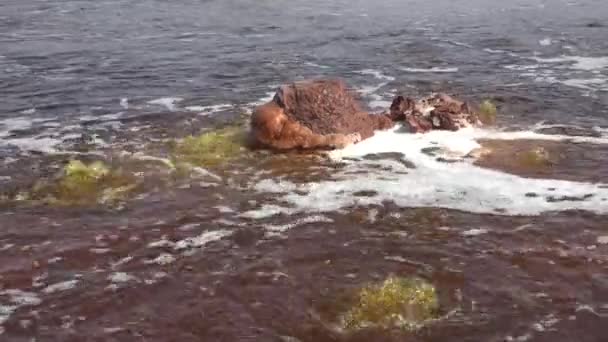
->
[42,280,80,294]
[173,229,232,252]
[185,104,232,115]
[263,215,334,236]
[147,97,184,111]
[247,126,608,217]
[0,289,41,326]
[461,229,489,236]
[144,253,176,265]
[108,272,138,284]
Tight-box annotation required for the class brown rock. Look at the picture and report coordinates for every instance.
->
[390,93,482,133]
[251,79,394,150]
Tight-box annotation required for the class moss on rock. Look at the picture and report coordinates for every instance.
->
[478,100,497,124]
[171,126,248,167]
[342,276,439,331]
[27,160,139,206]
[517,147,551,169]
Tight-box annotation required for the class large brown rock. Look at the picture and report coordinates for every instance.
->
[250,79,394,150]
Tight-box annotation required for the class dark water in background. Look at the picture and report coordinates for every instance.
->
[1,0,608,341]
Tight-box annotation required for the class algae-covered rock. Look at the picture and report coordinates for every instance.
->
[342,276,439,331]
[478,100,497,124]
[29,160,139,206]
[171,126,247,167]
[517,147,551,169]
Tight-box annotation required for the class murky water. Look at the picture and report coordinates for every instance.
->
[1,0,608,341]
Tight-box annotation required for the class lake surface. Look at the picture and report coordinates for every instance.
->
[1,0,608,341]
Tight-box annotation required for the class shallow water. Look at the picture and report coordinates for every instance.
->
[1,0,608,341]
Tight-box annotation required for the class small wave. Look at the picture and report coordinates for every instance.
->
[531,55,608,71]
[42,280,79,294]
[401,67,458,73]
[304,61,330,69]
[20,108,36,115]
[185,104,232,115]
[356,69,395,81]
[264,215,334,236]
[539,38,553,47]
[147,97,184,111]
[174,229,232,251]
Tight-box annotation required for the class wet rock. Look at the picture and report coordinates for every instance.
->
[341,276,439,331]
[19,160,140,206]
[389,93,483,133]
[251,79,394,150]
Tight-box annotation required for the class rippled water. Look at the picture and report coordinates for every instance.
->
[1,0,608,341]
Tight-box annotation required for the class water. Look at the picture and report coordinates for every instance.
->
[1,0,608,340]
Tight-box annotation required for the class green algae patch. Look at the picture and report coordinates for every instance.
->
[28,160,140,206]
[478,100,497,124]
[516,147,552,169]
[342,277,439,331]
[171,126,248,168]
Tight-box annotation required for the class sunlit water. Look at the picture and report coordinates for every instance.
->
[1,0,608,341]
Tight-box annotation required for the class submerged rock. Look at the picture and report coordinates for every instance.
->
[251,79,394,150]
[171,126,248,167]
[342,276,439,331]
[23,160,140,206]
[478,100,497,124]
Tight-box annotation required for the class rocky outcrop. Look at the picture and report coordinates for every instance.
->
[251,78,490,150]
[250,79,394,150]
[390,93,482,133]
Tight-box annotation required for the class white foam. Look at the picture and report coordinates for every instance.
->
[111,256,133,269]
[462,228,488,236]
[368,99,392,109]
[0,289,41,324]
[0,117,32,138]
[173,229,232,251]
[357,69,395,81]
[531,55,608,71]
[214,205,234,213]
[108,272,137,283]
[358,84,386,96]
[20,108,36,115]
[304,62,330,69]
[144,253,176,265]
[42,280,79,294]
[2,136,61,153]
[0,244,14,251]
[254,179,298,193]
[401,67,459,73]
[249,91,276,107]
[185,104,232,115]
[147,97,183,111]
[561,78,607,90]
[241,204,295,219]
[539,38,553,46]
[249,126,608,217]
[264,215,334,234]
[147,238,175,248]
